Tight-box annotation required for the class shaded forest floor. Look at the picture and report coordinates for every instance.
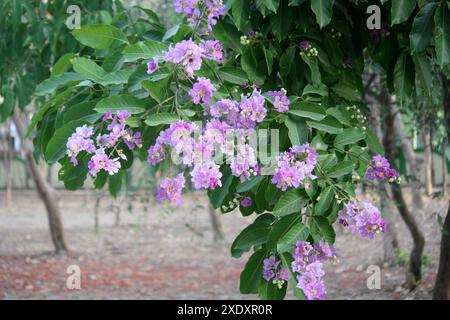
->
[0,189,446,300]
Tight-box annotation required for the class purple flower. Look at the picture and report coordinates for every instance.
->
[66,125,96,165]
[190,162,222,190]
[240,196,253,207]
[164,39,205,77]
[123,130,142,150]
[189,77,216,105]
[230,144,259,182]
[271,143,317,191]
[147,57,158,74]
[102,111,112,122]
[157,173,185,206]
[302,280,326,300]
[299,41,311,50]
[147,138,166,165]
[262,256,290,286]
[201,40,223,64]
[248,30,256,38]
[87,149,121,177]
[365,154,398,182]
[268,89,290,112]
[209,99,239,118]
[338,200,387,239]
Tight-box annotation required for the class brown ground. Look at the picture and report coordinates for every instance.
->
[0,189,446,300]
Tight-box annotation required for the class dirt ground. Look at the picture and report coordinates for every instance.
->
[0,189,447,300]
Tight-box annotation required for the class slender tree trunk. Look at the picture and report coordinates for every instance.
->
[208,202,223,242]
[13,107,68,253]
[434,74,450,299]
[383,102,425,289]
[443,139,448,199]
[1,124,13,207]
[422,128,433,196]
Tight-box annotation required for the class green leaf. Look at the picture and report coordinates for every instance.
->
[122,40,167,62]
[285,116,308,146]
[365,128,384,155]
[306,116,343,134]
[394,50,415,105]
[71,24,128,50]
[142,76,172,103]
[391,0,417,25]
[315,186,334,215]
[331,81,361,102]
[435,2,450,67]
[44,120,87,164]
[271,0,292,41]
[100,69,134,86]
[311,0,333,28]
[301,54,321,86]
[280,253,304,299]
[326,160,354,178]
[231,222,269,258]
[289,101,326,121]
[312,216,336,244]
[212,22,242,53]
[95,95,147,114]
[334,128,365,147]
[51,53,77,76]
[231,0,250,31]
[410,2,438,52]
[273,189,308,216]
[144,112,179,126]
[109,171,123,198]
[258,279,287,300]
[267,213,301,251]
[209,166,235,209]
[277,222,309,253]
[258,0,280,13]
[412,53,433,96]
[35,73,85,96]
[71,57,107,83]
[236,176,265,192]
[218,67,248,85]
[241,45,266,84]
[63,101,101,124]
[240,248,266,294]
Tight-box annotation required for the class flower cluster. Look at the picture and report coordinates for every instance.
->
[365,154,399,182]
[338,200,387,239]
[268,89,290,113]
[299,41,318,57]
[292,240,337,300]
[209,90,267,130]
[272,144,318,191]
[164,39,204,77]
[173,0,225,31]
[66,111,142,177]
[189,77,216,105]
[263,256,291,289]
[156,173,185,206]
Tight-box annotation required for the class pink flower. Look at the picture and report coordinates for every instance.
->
[189,77,216,105]
[88,149,121,177]
[268,89,290,112]
[200,40,223,64]
[147,57,158,74]
[190,162,222,190]
[164,39,205,77]
[156,173,185,206]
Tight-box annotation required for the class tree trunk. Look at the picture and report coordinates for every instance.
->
[434,74,450,299]
[208,202,223,242]
[422,129,433,196]
[383,105,425,289]
[13,108,68,253]
[1,124,13,207]
[443,139,448,199]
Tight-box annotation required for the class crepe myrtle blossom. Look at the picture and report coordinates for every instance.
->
[156,173,186,206]
[87,149,121,177]
[268,89,290,113]
[338,200,387,239]
[147,57,158,74]
[174,0,225,31]
[272,143,318,191]
[164,39,205,77]
[262,256,290,289]
[230,144,260,182]
[190,162,222,190]
[292,240,337,300]
[240,196,253,207]
[66,125,96,165]
[239,90,267,123]
[189,77,216,105]
[200,39,223,64]
[365,154,399,183]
